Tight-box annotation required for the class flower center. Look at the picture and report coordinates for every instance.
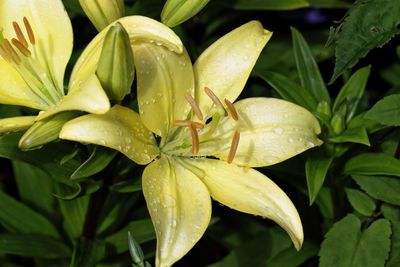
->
[171,87,241,164]
[0,17,62,108]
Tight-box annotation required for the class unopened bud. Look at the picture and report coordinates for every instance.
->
[161,0,210,27]
[330,113,345,135]
[96,22,134,102]
[316,101,332,118]
[19,112,78,150]
[79,0,124,31]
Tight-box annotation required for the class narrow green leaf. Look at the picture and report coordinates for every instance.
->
[0,190,60,238]
[306,154,334,204]
[308,0,351,8]
[315,187,335,219]
[333,66,370,121]
[327,127,370,146]
[0,234,71,259]
[70,238,106,267]
[105,219,155,254]
[71,146,117,179]
[353,175,400,205]
[291,27,330,105]
[344,153,400,176]
[365,94,400,126]
[258,71,317,111]
[12,161,54,216]
[109,179,142,193]
[345,188,376,216]
[331,0,400,81]
[319,214,391,267]
[231,0,309,10]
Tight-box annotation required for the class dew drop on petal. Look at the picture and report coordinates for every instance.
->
[274,128,283,135]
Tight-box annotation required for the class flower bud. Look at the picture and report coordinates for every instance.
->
[96,22,135,102]
[79,0,124,31]
[19,112,79,150]
[161,0,210,27]
[330,113,345,135]
[316,101,332,118]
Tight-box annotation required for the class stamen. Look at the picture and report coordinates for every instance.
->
[3,39,21,64]
[184,93,203,120]
[11,38,31,57]
[0,45,12,62]
[12,21,28,47]
[172,120,204,129]
[23,17,35,45]
[224,99,239,121]
[189,125,200,154]
[227,129,240,164]
[204,87,228,116]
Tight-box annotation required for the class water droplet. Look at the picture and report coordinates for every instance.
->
[171,219,177,227]
[274,128,283,135]
[162,194,176,208]
[288,138,294,143]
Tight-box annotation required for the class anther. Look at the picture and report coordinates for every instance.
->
[3,39,21,64]
[23,17,35,45]
[227,129,240,164]
[11,38,31,57]
[12,21,28,47]
[224,99,238,121]
[0,45,12,62]
[184,93,203,121]
[172,120,204,129]
[204,87,228,116]
[189,125,200,154]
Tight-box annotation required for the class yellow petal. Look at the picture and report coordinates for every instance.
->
[69,16,183,92]
[193,21,272,118]
[200,98,322,167]
[60,105,159,165]
[134,43,194,139]
[0,0,73,94]
[0,60,48,109]
[182,158,303,250]
[142,156,211,267]
[37,75,110,121]
[0,116,36,134]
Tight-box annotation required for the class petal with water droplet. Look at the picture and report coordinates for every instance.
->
[134,43,194,140]
[200,98,322,167]
[184,157,303,250]
[142,156,211,267]
[60,105,158,165]
[37,75,110,120]
[194,21,272,118]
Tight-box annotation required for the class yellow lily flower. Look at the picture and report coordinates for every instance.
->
[0,0,182,149]
[60,21,322,267]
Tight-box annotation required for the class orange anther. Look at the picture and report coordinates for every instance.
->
[204,87,228,116]
[227,129,240,164]
[224,99,238,121]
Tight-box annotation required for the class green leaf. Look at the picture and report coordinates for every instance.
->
[0,190,60,238]
[12,161,54,216]
[314,187,335,219]
[291,27,330,105]
[353,175,400,205]
[344,153,400,176]
[382,204,400,267]
[308,0,351,8]
[305,154,334,204]
[365,94,400,126]
[105,219,155,254]
[319,214,391,267]
[109,179,142,193]
[345,188,376,216]
[71,146,117,180]
[333,66,371,121]
[327,127,370,146]
[258,71,317,111]
[0,234,71,259]
[230,0,309,10]
[331,0,400,82]
[70,238,106,267]
[265,242,318,267]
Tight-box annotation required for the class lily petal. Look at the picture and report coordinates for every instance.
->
[36,75,110,121]
[200,98,322,167]
[134,43,194,140]
[60,105,158,165]
[0,60,48,109]
[193,21,272,118]
[0,116,36,134]
[142,156,211,267]
[182,158,303,250]
[69,16,183,92]
[0,0,73,94]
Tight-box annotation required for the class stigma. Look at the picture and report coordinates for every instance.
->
[0,17,62,107]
